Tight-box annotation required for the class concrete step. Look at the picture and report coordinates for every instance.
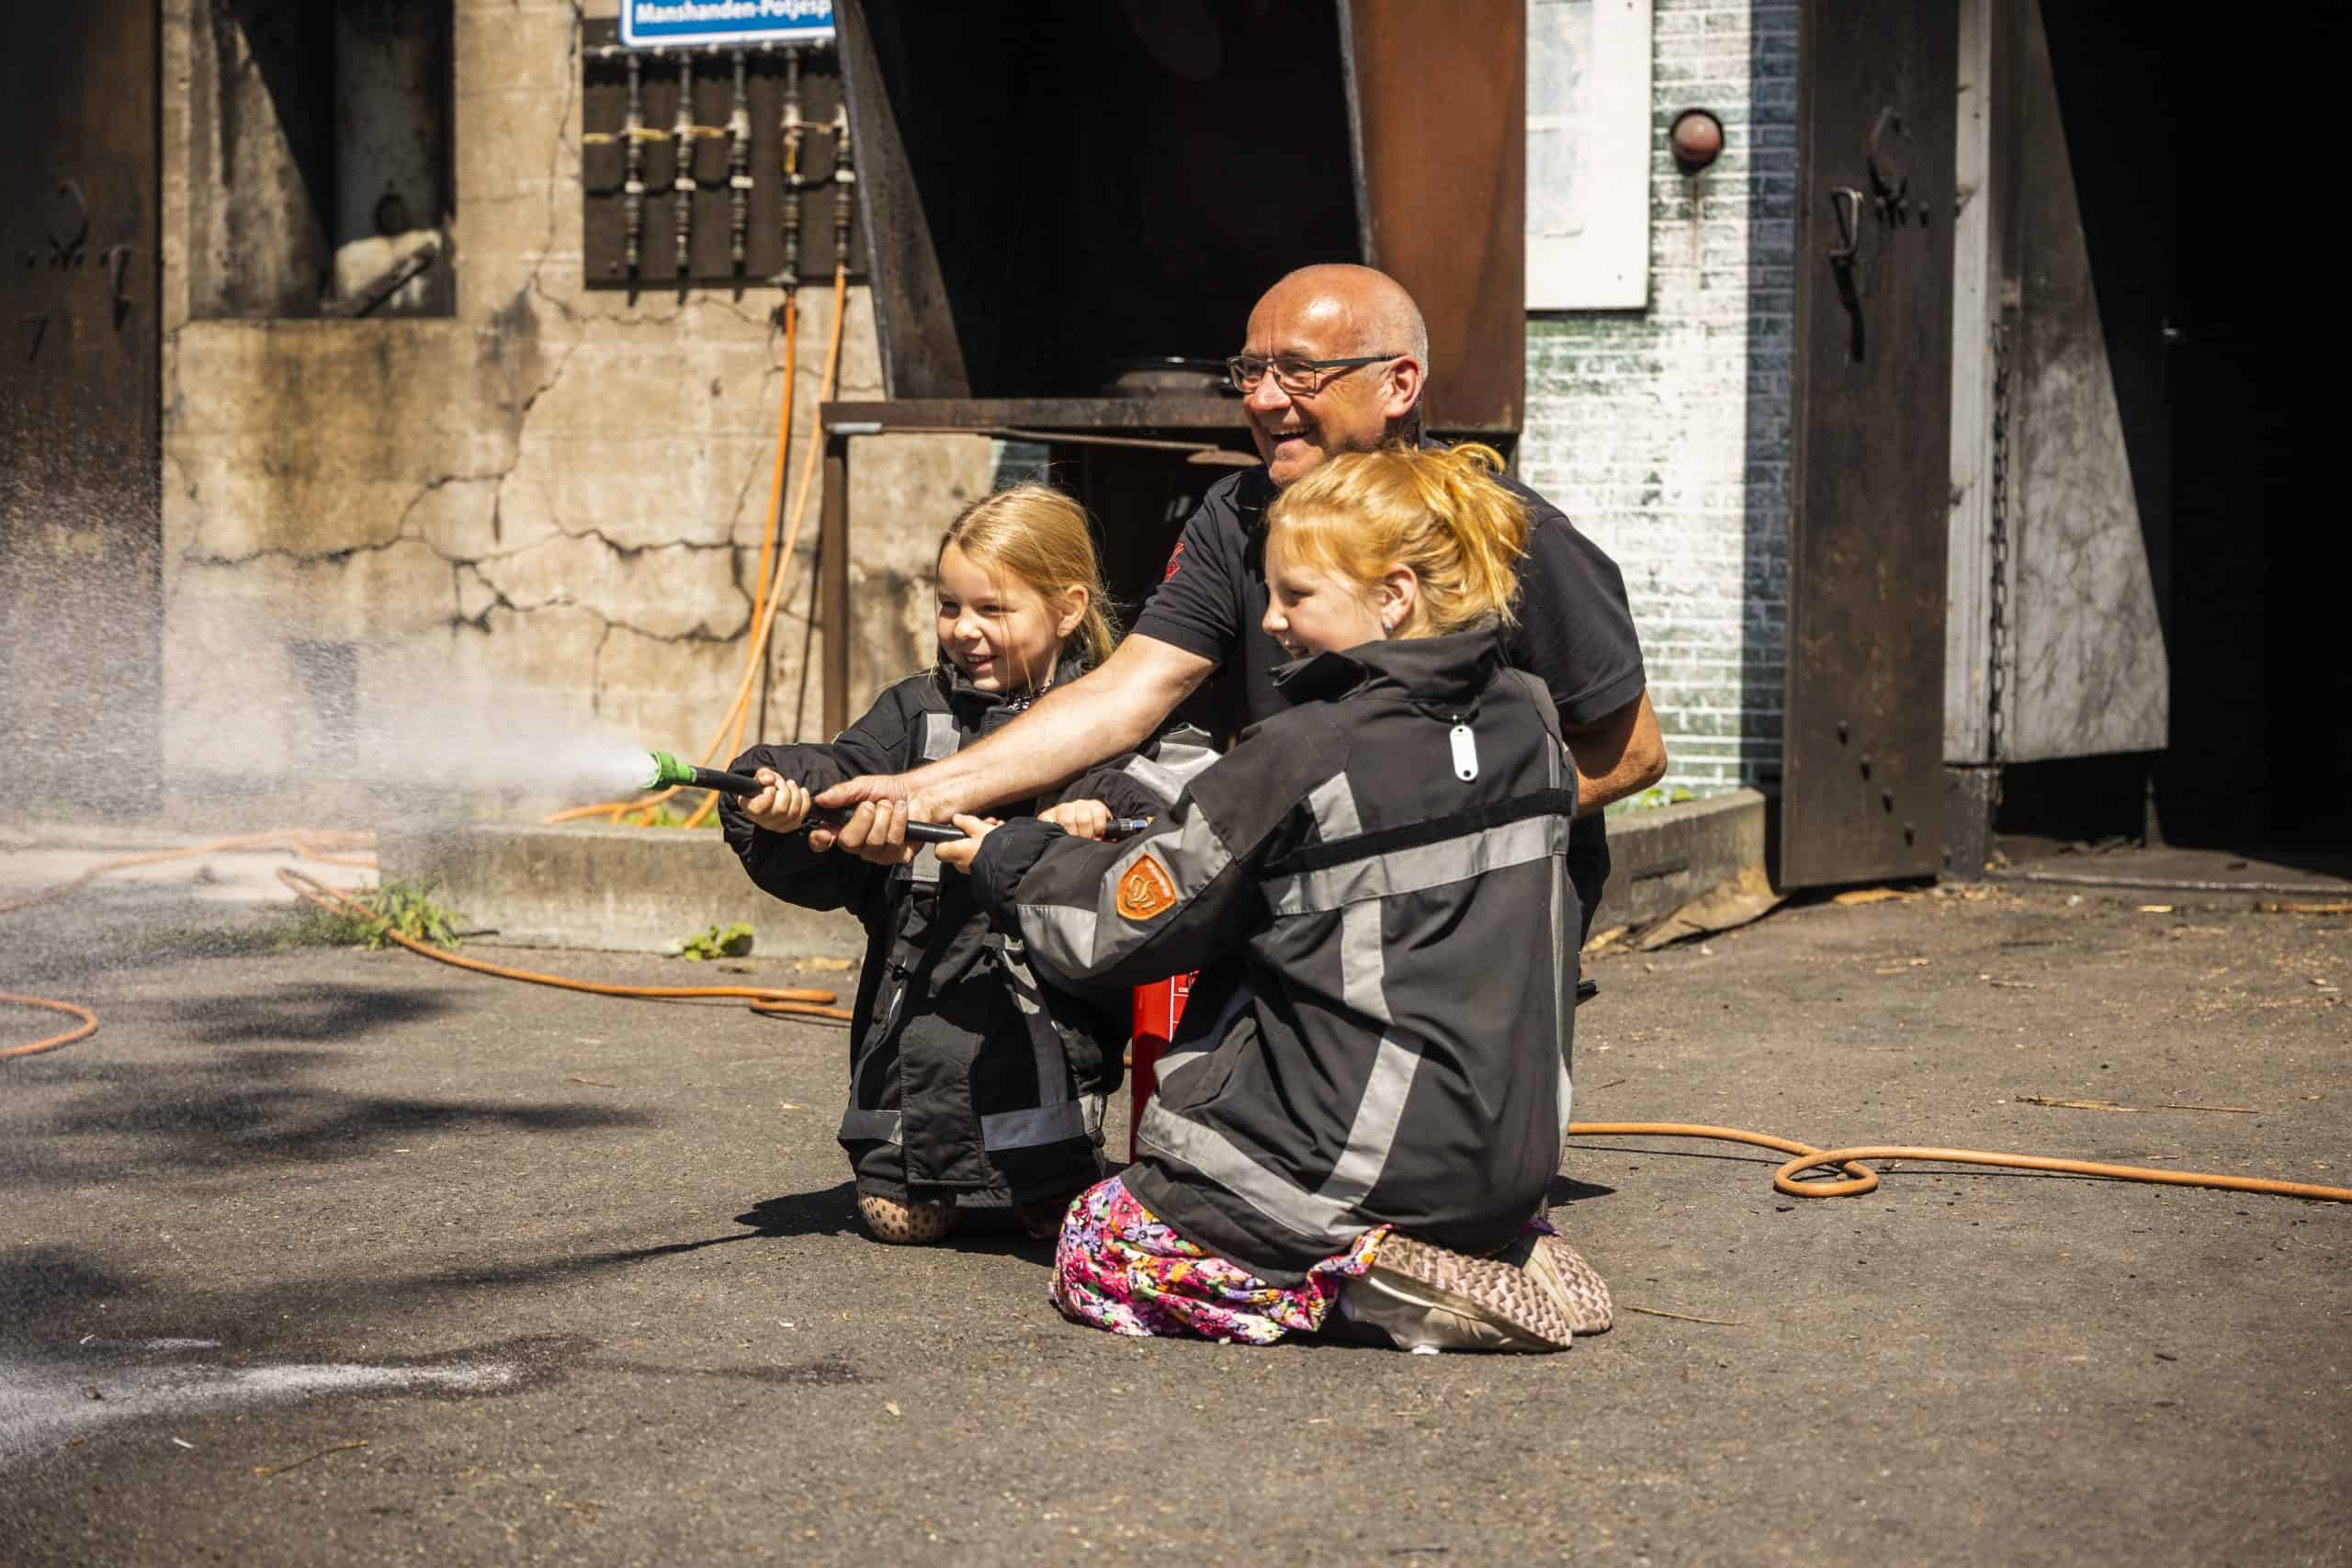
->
[376,821,866,959]
[377,789,1769,958]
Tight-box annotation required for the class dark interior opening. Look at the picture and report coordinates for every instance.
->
[855,0,1362,397]
[193,0,455,319]
[2002,6,2337,863]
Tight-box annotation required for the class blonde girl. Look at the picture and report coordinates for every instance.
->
[720,484,1177,1245]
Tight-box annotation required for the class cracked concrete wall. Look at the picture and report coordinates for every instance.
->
[158,0,988,810]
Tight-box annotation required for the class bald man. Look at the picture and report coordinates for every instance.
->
[818,264,1667,935]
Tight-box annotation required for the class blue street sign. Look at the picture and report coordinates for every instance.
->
[619,0,835,49]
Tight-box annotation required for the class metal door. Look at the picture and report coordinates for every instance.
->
[1781,1,1959,887]
[1998,0,2168,762]
[0,0,163,796]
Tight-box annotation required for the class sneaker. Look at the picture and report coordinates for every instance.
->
[1340,1234,1575,1353]
[856,1192,961,1246]
[1505,1231,1613,1335]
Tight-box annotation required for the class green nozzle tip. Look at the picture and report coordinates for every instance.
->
[647,750,693,789]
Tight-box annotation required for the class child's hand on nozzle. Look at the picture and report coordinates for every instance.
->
[932,814,1000,874]
[1036,799,1114,840]
[741,769,812,835]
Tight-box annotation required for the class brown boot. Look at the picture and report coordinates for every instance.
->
[856,1191,961,1246]
[1340,1234,1576,1352]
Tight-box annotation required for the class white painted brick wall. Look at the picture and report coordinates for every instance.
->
[1521,0,1797,797]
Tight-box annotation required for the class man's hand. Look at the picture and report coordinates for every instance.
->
[932,814,1000,874]
[815,764,974,824]
[1036,799,1114,840]
[739,768,813,834]
[827,797,939,867]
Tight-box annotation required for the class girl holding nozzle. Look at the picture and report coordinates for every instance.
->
[936,444,1609,1351]
[721,486,1214,1246]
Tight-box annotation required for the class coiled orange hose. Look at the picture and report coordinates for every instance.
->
[1566,1121,2352,1203]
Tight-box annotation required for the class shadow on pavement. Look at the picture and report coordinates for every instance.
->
[1,1041,653,1190]
[166,983,452,1044]
[1548,1174,1618,1205]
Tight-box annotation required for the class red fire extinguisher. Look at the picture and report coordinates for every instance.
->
[1126,972,1194,1147]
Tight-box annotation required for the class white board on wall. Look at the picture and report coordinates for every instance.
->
[1526,0,1653,310]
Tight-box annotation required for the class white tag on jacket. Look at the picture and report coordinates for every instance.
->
[1449,722,1479,782]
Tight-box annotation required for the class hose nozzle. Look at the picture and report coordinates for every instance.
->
[643,750,765,797]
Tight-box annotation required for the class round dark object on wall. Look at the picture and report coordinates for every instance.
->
[1669,108,1724,175]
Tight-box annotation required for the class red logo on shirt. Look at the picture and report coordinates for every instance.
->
[1162,541,1186,581]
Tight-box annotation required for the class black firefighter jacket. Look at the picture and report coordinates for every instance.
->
[720,657,1192,1208]
[970,632,1581,1281]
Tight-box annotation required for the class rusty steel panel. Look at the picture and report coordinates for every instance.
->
[0,0,163,797]
[1342,0,1526,434]
[1781,0,1958,887]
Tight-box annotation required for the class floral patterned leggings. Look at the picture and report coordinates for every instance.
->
[1049,1174,1389,1345]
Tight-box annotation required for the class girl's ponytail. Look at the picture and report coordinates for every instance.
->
[1266,441,1531,635]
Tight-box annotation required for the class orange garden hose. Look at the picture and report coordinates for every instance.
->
[1563,1122,2352,1205]
[677,288,802,834]
[548,265,850,829]
[0,838,851,1064]
[0,993,96,1062]
[275,869,849,1022]
[0,830,376,1061]
[0,829,377,918]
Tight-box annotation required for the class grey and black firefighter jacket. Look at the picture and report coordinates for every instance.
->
[969,632,1581,1282]
[719,656,1203,1210]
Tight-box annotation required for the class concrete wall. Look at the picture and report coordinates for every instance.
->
[158,0,975,817]
[1521,0,1797,798]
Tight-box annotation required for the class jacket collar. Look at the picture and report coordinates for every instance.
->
[934,648,1091,718]
[1271,628,1508,712]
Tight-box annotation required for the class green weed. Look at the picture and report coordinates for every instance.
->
[362,878,469,950]
[678,921,754,961]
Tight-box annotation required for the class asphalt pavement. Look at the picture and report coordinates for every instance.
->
[2,865,2346,1565]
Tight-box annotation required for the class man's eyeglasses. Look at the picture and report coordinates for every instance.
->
[1224,353,1403,397]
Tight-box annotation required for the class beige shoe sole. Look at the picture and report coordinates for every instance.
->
[1345,1234,1576,1352]
[1516,1233,1613,1335]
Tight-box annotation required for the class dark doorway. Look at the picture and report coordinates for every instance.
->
[2015,7,2340,861]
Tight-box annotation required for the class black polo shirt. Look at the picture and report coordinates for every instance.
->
[1131,458,1647,931]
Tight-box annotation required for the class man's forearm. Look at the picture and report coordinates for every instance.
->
[910,670,1166,815]
[1566,693,1669,816]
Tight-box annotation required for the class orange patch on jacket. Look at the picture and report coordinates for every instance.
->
[1116,854,1179,921]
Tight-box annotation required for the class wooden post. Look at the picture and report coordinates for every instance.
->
[820,430,851,738]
